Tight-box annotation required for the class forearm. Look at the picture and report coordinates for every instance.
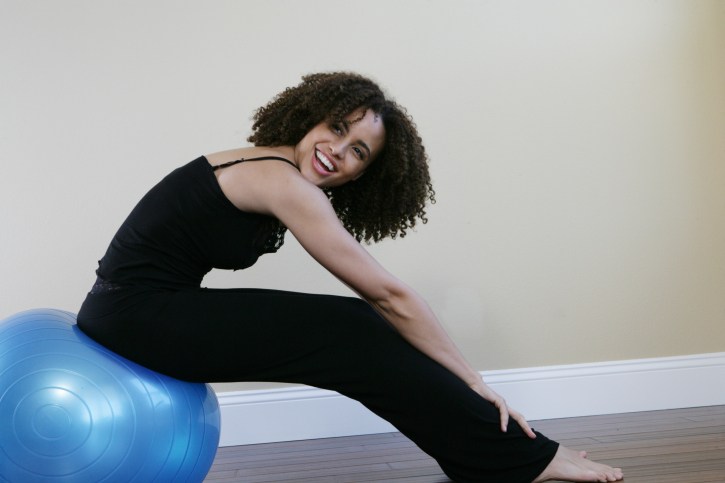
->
[370,289,539,438]
[370,289,482,388]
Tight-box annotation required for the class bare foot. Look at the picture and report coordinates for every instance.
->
[533,445,623,482]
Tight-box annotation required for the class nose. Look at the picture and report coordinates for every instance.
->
[329,141,345,158]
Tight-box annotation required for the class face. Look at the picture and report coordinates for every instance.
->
[294,109,386,188]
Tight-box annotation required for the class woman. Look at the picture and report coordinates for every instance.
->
[78,72,623,482]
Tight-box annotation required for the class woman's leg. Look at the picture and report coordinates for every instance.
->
[80,288,559,482]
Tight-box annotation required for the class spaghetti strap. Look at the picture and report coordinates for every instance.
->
[212,156,298,171]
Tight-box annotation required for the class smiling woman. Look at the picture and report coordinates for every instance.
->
[247,72,435,244]
[76,72,622,482]
[294,109,385,188]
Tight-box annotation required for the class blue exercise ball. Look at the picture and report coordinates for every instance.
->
[0,308,220,482]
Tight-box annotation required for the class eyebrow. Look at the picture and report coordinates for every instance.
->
[340,120,372,158]
[358,140,371,158]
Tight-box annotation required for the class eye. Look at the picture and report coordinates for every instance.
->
[330,123,344,135]
[352,146,364,160]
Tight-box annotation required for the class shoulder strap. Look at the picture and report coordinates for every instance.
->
[212,156,298,171]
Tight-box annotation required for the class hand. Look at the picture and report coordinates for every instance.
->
[469,379,537,439]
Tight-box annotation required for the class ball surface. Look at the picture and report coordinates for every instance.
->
[0,308,220,482]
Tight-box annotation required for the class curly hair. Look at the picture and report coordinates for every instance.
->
[248,72,435,244]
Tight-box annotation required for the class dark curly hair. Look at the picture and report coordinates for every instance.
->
[248,72,435,245]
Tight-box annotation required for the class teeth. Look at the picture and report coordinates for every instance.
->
[316,150,334,172]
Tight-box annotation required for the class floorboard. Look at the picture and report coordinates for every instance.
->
[205,405,725,482]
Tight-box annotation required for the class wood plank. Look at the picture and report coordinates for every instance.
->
[205,405,725,482]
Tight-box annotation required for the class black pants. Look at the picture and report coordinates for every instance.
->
[78,286,558,482]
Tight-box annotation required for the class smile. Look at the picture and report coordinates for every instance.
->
[315,150,336,173]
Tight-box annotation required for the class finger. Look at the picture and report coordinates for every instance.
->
[520,420,537,439]
[512,412,537,439]
[498,401,509,433]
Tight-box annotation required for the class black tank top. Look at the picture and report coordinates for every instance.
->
[95,156,296,290]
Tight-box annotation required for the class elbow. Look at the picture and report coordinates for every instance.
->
[368,282,415,322]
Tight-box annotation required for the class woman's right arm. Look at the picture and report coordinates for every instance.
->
[219,162,536,437]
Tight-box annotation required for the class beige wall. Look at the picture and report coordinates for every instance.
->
[2,1,723,394]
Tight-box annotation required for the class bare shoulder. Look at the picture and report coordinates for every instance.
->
[208,146,325,216]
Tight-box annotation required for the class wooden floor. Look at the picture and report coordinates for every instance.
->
[205,405,725,482]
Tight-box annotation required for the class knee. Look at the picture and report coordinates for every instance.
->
[339,299,395,337]
[314,298,398,346]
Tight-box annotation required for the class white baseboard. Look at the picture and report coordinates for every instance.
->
[216,352,725,447]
